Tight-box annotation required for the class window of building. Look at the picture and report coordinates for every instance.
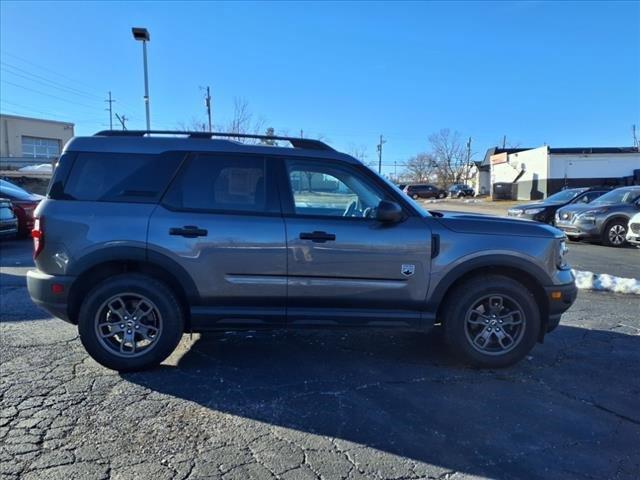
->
[21,136,61,158]
[163,154,268,213]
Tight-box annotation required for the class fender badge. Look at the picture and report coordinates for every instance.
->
[401,264,415,277]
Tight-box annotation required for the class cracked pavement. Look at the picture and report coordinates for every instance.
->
[1,239,639,479]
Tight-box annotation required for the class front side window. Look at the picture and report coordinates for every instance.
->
[163,154,268,213]
[21,136,61,158]
[286,160,383,218]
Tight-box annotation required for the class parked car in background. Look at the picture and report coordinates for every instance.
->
[555,186,640,247]
[507,187,612,225]
[403,183,447,199]
[448,184,475,198]
[27,129,576,372]
[626,212,640,247]
[0,198,18,239]
[0,179,44,237]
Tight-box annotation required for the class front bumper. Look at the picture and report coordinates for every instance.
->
[544,281,578,332]
[26,270,76,323]
[626,226,640,246]
[554,220,600,239]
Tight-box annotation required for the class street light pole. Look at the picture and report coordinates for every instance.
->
[142,40,150,131]
[132,27,151,131]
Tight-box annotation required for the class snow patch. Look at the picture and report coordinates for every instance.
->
[572,269,640,295]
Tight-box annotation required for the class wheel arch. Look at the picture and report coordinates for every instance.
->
[67,247,199,328]
[430,256,551,340]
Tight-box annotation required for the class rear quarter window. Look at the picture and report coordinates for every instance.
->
[61,152,183,203]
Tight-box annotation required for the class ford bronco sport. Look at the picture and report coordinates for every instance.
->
[27,131,577,371]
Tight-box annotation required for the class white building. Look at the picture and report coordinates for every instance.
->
[476,146,640,200]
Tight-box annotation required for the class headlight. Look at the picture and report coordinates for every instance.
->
[524,208,544,215]
[557,240,569,268]
[508,208,523,216]
[577,208,606,222]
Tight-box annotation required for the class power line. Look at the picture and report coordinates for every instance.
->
[0,79,107,111]
[0,61,104,101]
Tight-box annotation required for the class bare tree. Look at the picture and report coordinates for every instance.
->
[176,117,207,131]
[429,129,474,186]
[346,144,371,165]
[404,153,436,183]
[220,97,266,143]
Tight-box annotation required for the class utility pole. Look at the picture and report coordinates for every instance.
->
[202,86,212,132]
[377,134,386,174]
[115,113,128,130]
[633,124,639,150]
[502,135,506,149]
[300,129,304,138]
[105,91,115,130]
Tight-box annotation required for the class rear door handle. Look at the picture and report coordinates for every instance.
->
[169,225,208,238]
[299,231,336,243]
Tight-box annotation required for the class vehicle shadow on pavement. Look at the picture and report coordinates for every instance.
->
[0,271,51,322]
[125,325,640,479]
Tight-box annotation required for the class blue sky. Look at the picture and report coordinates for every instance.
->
[1,1,639,173]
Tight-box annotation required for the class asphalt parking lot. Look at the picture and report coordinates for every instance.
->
[1,238,639,480]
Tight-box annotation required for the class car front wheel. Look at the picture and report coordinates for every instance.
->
[78,274,184,372]
[602,219,628,247]
[442,275,540,368]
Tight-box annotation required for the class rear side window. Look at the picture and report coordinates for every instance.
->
[62,152,182,203]
[163,154,271,213]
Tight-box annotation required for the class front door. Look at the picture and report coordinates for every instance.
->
[147,153,286,328]
[281,158,432,327]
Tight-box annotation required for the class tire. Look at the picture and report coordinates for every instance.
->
[412,194,420,200]
[78,273,185,372]
[442,275,540,368]
[438,193,446,199]
[602,219,628,247]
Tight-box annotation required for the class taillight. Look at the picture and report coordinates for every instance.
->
[32,217,43,259]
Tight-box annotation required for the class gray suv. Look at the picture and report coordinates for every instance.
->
[27,131,577,371]
[555,186,640,247]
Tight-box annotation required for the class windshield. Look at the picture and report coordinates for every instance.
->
[591,189,640,205]
[0,179,29,195]
[545,189,584,203]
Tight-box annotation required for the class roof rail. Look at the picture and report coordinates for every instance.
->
[93,130,333,151]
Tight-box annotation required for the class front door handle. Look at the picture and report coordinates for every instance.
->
[169,225,208,238]
[299,231,336,243]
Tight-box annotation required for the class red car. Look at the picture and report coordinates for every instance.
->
[0,179,43,237]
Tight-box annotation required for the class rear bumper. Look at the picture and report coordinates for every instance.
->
[544,281,578,332]
[26,270,75,323]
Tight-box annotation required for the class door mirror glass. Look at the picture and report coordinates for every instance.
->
[376,200,403,223]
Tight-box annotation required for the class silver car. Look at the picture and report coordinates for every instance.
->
[27,130,577,371]
[555,186,640,247]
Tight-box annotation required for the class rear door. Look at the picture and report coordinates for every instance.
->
[147,153,287,327]
[280,158,432,327]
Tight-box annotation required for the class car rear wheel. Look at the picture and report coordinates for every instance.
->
[602,219,628,247]
[78,274,184,372]
[442,275,540,368]
[412,194,420,200]
[438,192,446,199]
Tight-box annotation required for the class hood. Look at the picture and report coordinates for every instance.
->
[512,200,564,210]
[433,211,563,238]
[557,202,617,215]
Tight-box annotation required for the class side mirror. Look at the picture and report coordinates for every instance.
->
[376,200,403,223]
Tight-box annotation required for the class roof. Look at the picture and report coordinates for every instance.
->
[64,132,359,163]
[479,145,640,168]
[0,113,74,127]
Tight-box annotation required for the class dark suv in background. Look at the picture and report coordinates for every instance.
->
[403,183,447,200]
[507,187,611,225]
[27,130,576,371]
[448,184,475,198]
[555,186,640,247]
